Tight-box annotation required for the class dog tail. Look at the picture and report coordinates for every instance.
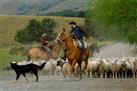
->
[38,62,46,70]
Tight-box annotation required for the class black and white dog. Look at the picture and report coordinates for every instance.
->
[10,61,46,82]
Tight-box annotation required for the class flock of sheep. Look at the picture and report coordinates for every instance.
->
[56,57,137,78]
[9,57,137,79]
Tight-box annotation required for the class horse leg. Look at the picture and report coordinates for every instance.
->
[68,60,72,77]
[68,60,75,78]
[71,61,76,77]
[69,66,74,78]
[78,61,82,79]
[84,59,88,77]
[84,59,88,70]
[68,65,72,77]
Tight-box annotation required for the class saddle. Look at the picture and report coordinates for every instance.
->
[41,44,53,52]
[73,39,88,49]
[73,39,89,59]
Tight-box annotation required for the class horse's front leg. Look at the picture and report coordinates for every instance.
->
[84,59,88,69]
[84,58,88,73]
[71,61,77,77]
[78,61,82,79]
[68,60,75,78]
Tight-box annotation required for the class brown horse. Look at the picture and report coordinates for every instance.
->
[27,42,61,61]
[56,30,90,78]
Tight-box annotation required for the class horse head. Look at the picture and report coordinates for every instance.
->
[56,28,68,43]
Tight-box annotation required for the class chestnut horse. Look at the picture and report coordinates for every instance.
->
[27,42,61,61]
[56,30,90,78]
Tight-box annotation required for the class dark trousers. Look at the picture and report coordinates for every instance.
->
[79,39,85,52]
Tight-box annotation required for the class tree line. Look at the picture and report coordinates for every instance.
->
[85,0,137,44]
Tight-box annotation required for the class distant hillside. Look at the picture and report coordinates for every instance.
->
[0,0,88,16]
[47,10,87,17]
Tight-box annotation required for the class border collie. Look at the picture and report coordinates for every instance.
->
[10,62,46,82]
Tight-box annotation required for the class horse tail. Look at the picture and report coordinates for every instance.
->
[26,46,32,61]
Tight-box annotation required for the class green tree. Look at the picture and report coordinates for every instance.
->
[15,18,57,44]
[27,19,42,41]
[89,0,137,43]
[42,18,57,40]
[84,17,107,40]
[15,28,28,44]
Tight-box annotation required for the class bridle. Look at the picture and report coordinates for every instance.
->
[56,32,68,43]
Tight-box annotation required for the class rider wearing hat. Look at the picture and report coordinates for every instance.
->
[69,21,88,52]
[40,33,52,58]
[61,21,88,60]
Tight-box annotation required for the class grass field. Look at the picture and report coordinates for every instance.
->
[0,15,84,47]
[0,48,25,70]
[0,15,84,70]
[0,15,110,71]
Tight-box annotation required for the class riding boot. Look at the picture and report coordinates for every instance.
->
[79,39,85,54]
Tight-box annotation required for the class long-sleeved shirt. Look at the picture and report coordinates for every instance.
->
[71,26,86,40]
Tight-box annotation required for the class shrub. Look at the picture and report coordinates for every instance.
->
[15,18,57,44]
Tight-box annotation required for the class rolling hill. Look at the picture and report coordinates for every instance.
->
[0,0,89,15]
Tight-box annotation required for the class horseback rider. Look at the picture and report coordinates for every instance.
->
[61,21,88,60]
[69,21,88,52]
[40,33,52,58]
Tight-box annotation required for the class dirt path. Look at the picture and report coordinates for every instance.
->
[0,74,137,91]
[0,42,137,91]
[95,42,135,58]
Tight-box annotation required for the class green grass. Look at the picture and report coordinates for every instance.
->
[0,48,25,70]
[0,15,84,72]
[0,15,84,47]
[0,15,111,73]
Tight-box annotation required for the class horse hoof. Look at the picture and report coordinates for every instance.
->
[35,80,39,82]
[79,76,82,79]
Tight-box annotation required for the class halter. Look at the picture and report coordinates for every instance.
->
[56,32,68,42]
